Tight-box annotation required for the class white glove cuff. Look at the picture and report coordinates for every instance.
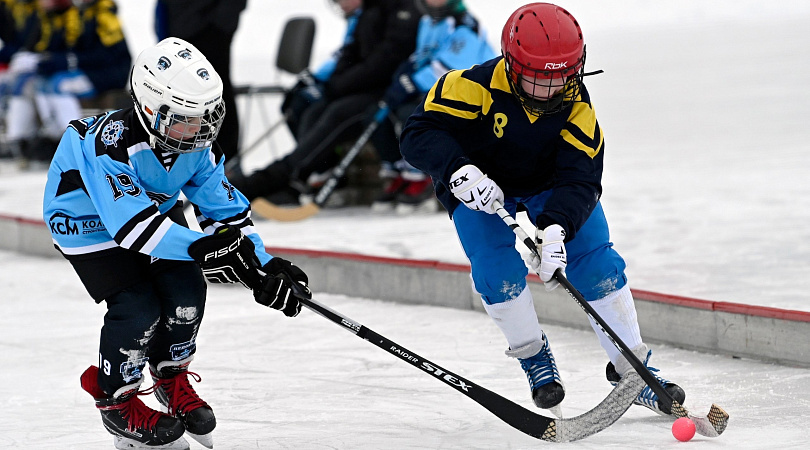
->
[539,224,566,244]
[449,164,485,195]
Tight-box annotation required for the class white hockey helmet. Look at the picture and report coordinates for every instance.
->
[130,38,225,153]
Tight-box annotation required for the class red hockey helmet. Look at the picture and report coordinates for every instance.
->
[501,3,586,116]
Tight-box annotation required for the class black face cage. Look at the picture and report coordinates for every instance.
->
[153,102,226,153]
[504,50,587,117]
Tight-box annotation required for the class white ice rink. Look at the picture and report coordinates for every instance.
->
[1,0,809,448]
[1,252,809,449]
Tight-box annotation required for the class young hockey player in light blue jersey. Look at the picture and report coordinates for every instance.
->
[43,38,310,450]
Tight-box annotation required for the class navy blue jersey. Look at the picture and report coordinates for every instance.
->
[31,0,131,92]
[43,107,273,265]
[400,56,604,240]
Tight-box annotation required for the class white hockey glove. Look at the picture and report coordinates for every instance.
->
[525,224,568,291]
[448,164,504,215]
[9,51,40,75]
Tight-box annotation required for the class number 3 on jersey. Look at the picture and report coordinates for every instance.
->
[493,113,508,138]
[106,173,142,200]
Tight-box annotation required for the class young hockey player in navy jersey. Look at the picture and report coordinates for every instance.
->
[400,3,685,416]
[42,38,310,450]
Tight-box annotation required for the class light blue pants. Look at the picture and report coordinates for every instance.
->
[452,191,627,303]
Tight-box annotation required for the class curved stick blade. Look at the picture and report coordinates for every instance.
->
[671,402,729,437]
[251,198,320,222]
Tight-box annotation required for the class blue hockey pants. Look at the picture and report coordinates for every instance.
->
[452,191,627,304]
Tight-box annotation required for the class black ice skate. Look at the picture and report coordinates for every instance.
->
[80,366,189,450]
[505,332,565,410]
[371,175,407,212]
[394,177,438,215]
[150,357,216,449]
[606,347,686,415]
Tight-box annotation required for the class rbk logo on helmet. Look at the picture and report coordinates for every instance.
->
[157,56,171,71]
[500,3,592,117]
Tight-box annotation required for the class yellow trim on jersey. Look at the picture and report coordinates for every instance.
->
[36,7,82,51]
[561,101,604,159]
[491,59,541,123]
[89,1,126,47]
[491,59,512,94]
[425,69,494,119]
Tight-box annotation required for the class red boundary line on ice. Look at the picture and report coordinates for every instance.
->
[0,213,46,226]
[6,214,807,323]
[268,246,810,323]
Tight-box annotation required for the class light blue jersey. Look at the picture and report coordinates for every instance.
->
[43,107,272,266]
[410,12,496,93]
[311,9,361,82]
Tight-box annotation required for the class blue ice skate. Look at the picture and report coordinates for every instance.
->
[506,332,565,409]
[606,347,686,416]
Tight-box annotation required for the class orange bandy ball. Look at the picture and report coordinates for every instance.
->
[672,417,696,442]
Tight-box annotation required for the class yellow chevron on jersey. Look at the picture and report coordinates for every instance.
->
[423,56,602,159]
[425,69,494,119]
[562,101,604,159]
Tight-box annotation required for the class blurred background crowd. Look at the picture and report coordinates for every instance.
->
[1,0,499,215]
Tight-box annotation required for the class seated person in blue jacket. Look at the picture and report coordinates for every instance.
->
[230,0,420,205]
[370,0,496,214]
[280,0,363,142]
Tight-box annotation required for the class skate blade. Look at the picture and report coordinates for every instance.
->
[114,435,190,450]
[548,404,564,419]
[187,431,214,449]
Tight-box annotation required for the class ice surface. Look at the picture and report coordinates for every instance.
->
[0,252,809,449]
[1,1,809,448]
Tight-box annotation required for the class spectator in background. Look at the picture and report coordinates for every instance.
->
[0,1,39,64]
[370,0,496,214]
[2,0,131,166]
[0,0,39,158]
[155,0,247,163]
[280,0,362,142]
[0,0,41,159]
[230,0,420,205]
[0,1,13,45]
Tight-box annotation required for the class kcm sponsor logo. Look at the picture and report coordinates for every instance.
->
[48,213,106,235]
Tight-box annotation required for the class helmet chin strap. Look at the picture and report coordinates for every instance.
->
[522,92,564,114]
[132,98,168,150]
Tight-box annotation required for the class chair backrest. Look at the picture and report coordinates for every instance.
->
[276,17,316,74]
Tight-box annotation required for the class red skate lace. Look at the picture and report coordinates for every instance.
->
[152,371,208,416]
[98,391,163,433]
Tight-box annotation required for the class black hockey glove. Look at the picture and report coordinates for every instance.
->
[188,227,262,289]
[254,257,310,317]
